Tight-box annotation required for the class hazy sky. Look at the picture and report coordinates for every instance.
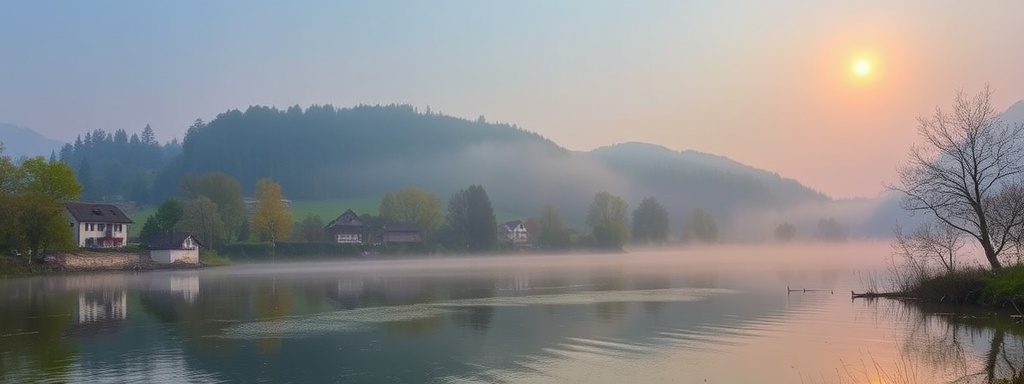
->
[2,1,1023,199]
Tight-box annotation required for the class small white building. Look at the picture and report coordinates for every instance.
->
[498,220,529,244]
[64,202,133,247]
[147,232,202,265]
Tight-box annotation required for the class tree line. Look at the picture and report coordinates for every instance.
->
[0,146,82,257]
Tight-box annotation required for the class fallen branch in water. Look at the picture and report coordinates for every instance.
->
[850,291,914,299]
[787,286,833,294]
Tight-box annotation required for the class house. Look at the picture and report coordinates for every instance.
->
[498,220,529,244]
[65,202,133,247]
[382,222,422,245]
[326,209,366,244]
[147,232,202,264]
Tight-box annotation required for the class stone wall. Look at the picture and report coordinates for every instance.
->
[59,252,144,271]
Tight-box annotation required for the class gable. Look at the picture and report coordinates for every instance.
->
[327,209,364,228]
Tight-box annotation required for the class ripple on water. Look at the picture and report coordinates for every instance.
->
[218,288,736,340]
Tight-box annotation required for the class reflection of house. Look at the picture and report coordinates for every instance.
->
[78,291,127,323]
[147,232,202,264]
[327,209,366,244]
[153,274,200,303]
[65,202,133,247]
[498,220,529,244]
[382,222,422,245]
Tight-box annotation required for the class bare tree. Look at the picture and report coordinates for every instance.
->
[892,86,1024,272]
[892,221,965,274]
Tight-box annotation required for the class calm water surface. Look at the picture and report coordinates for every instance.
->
[2,242,1022,383]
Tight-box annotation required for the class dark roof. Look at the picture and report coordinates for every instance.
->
[500,220,523,230]
[148,232,203,250]
[65,202,134,224]
[384,222,420,232]
[326,209,364,228]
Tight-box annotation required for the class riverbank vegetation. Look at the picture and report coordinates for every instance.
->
[881,87,1024,311]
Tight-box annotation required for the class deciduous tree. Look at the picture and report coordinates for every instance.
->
[682,208,718,244]
[380,188,442,238]
[587,191,629,249]
[179,196,225,248]
[536,204,570,249]
[892,86,1024,272]
[631,197,669,244]
[252,178,292,242]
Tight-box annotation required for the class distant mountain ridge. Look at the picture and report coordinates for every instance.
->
[0,123,64,159]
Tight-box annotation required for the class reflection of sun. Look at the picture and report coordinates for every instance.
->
[852,59,872,77]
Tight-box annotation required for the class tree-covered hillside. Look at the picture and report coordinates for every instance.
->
[158,104,564,200]
[586,142,830,230]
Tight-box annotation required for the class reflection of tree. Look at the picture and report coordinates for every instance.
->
[384,316,444,337]
[894,301,1024,383]
[452,306,494,332]
[591,267,629,321]
[450,278,497,331]
[254,281,295,354]
[0,291,78,382]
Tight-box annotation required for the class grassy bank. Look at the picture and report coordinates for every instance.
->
[0,257,36,278]
[903,265,1024,308]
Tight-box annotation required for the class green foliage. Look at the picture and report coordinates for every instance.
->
[178,196,226,248]
[183,172,245,242]
[217,242,276,259]
[252,178,292,241]
[199,249,230,266]
[140,198,184,244]
[586,191,629,249]
[682,208,719,244]
[153,198,184,230]
[21,157,82,200]
[444,185,498,252]
[171,104,561,200]
[536,204,570,249]
[983,265,1024,304]
[216,241,367,260]
[631,197,669,244]
[380,188,442,239]
[906,267,991,304]
[58,126,172,204]
[293,215,327,242]
[0,153,81,257]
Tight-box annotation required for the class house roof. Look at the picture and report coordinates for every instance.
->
[147,232,203,250]
[65,202,134,224]
[384,221,420,232]
[500,220,523,231]
[326,209,364,228]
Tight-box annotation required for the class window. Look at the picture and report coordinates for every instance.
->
[86,223,93,231]
[98,224,105,231]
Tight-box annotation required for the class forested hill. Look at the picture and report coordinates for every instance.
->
[589,142,829,208]
[144,104,836,233]
[158,104,564,199]
[585,142,831,231]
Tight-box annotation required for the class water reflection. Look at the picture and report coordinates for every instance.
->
[895,301,1024,383]
[0,244,1021,383]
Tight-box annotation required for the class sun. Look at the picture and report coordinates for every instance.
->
[851,58,872,77]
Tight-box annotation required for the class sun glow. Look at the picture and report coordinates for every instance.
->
[852,59,872,77]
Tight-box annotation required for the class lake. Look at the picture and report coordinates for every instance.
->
[2,242,1021,383]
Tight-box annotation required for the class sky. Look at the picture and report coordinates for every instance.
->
[1,1,1023,199]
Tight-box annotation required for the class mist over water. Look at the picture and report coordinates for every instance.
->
[2,242,1020,383]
